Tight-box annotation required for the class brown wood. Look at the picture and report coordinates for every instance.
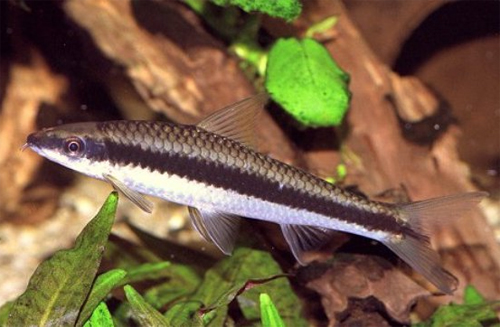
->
[302,0,500,306]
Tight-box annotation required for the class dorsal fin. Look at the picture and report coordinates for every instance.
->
[197,94,268,149]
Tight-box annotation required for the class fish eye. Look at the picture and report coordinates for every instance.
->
[64,137,85,156]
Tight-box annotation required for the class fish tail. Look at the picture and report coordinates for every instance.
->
[383,191,488,294]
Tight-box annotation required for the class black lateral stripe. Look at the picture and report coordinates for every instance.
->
[101,139,418,237]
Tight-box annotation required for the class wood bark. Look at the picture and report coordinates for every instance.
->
[301,0,500,304]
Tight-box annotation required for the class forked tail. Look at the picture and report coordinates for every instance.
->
[383,191,488,294]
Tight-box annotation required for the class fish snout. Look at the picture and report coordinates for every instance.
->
[26,131,43,150]
[24,129,55,153]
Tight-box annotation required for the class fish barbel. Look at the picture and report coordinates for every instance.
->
[25,94,487,294]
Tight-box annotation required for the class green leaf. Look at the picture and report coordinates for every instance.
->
[76,269,127,327]
[184,0,205,14]
[0,301,13,326]
[164,301,204,327]
[414,285,500,327]
[211,0,302,21]
[423,304,498,327]
[260,293,285,327]
[83,302,114,327]
[144,264,201,309]
[265,37,351,127]
[464,285,486,305]
[116,261,172,287]
[230,250,306,326]
[124,284,170,327]
[112,262,201,326]
[6,192,118,327]
[112,261,201,324]
[176,247,306,326]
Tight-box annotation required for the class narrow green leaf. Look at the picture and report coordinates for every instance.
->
[76,269,127,327]
[124,285,170,327]
[212,0,302,21]
[266,37,351,127]
[184,247,306,326]
[232,250,306,326]
[144,264,201,309]
[260,293,285,327]
[117,262,172,287]
[164,301,204,327]
[0,301,13,326]
[83,302,114,327]
[6,192,118,327]
[112,262,201,326]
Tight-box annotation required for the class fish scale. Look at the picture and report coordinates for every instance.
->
[99,120,370,211]
[25,94,487,294]
[87,120,414,244]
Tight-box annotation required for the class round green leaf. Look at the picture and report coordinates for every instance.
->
[211,0,302,21]
[265,38,351,127]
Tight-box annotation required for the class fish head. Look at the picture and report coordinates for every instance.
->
[25,123,108,179]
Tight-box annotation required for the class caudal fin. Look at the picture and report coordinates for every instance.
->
[384,191,488,294]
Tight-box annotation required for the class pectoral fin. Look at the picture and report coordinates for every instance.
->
[104,174,154,213]
[281,224,335,265]
[188,207,241,255]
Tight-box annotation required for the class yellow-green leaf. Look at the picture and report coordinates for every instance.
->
[77,269,127,327]
[124,285,170,327]
[260,293,285,327]
[83,302,114,327]
[6,192,118,327]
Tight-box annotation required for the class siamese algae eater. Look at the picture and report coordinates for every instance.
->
[25,94,486,294]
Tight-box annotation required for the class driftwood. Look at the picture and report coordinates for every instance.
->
[63,0,299,162]
[293,1,500,321]
[0,50,67,222]
[326,0,500,300]
[0,0,498,324]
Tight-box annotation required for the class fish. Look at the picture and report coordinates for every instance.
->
[25,94,487,294]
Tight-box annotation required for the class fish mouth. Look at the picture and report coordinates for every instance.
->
[22,132,43,153]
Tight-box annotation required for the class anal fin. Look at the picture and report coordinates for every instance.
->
[104,174,154,213]
[281,224,335,265]
[188,207,241,255]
